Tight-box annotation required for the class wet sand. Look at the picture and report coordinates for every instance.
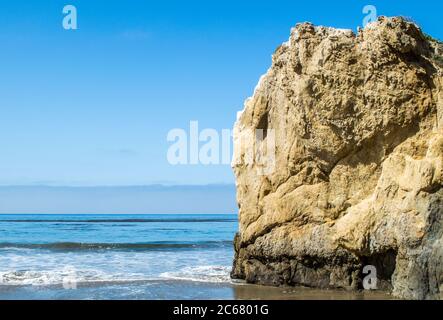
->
[232,282,394,300]
[0,280,395,300]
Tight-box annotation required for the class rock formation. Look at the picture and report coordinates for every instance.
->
[231,16,443,300]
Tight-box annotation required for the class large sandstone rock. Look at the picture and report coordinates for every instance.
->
[231,17,443,300]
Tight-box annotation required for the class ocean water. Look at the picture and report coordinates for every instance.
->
[0,214,395,300]
[0,214,240,300]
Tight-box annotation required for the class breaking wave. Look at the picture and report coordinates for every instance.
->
[160,265,232,283]
[0,241,233,251]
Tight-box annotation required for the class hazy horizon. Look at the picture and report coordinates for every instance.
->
[0,184,237,214]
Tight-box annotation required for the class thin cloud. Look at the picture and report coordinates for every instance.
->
[96,147,139,157]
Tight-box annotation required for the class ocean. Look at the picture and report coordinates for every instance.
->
[0,214,240,300]
[0,214,394,300]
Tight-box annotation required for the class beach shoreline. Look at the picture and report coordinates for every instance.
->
[0,280,394,300]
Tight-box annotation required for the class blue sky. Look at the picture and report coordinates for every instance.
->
[0,0,442,189]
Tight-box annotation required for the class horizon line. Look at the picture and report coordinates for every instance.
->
[0,183,236,188]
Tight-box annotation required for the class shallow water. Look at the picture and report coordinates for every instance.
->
[0,214,235,299]
[0,214,392,300]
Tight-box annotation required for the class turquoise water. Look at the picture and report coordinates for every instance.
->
[0,214,239,299]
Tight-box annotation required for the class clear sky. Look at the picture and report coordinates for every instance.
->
[1,0,442,188]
